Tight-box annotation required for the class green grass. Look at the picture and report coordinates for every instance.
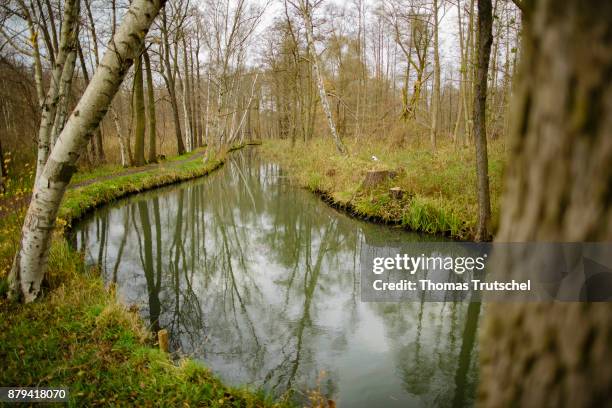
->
[0,144,291,407]
[261,138,506,240]
[59,155,224,227]
[0,243,285,407]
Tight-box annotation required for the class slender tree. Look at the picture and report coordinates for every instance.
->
[292,0,348,155]
[430,0,441,150]
[33,0,80,182]
[133,54,146,166]
[473,0,493,241]
[8,0,167,303]
[144,48,157,163]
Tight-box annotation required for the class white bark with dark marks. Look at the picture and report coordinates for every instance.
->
[8,0,167,303]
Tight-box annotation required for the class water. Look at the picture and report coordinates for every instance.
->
[72,149,480,407]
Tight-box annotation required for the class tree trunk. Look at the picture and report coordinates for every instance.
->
[133,54,146,166]
[473,0,493,241]
[84,0,106,163]
[50,47,78,150]
[144,49,157,163]
[0,136,5,194]
[180,37,192,152]
[430,0,441,150]
[479,1,612,406]
[161,9,185,155]
[8,0,167,303]
[299,1,348,155]
[34,0,80,182]
[111,107,131,167]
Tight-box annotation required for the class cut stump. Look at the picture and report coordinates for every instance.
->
[390,187,404,199]
[362,170,397,188]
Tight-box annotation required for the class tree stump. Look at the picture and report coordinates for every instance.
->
[158,329,169,353]
[362,170,396,188]
[390,187,404,199]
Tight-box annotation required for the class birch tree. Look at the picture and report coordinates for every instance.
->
[32,0,80,182]
[290,0,348,155]
[8,0,167,303]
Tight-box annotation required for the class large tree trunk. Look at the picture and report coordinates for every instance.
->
[479,1,612,406]
[473,0,493,242]
[8,0,167,303]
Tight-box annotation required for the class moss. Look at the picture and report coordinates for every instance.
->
[0,144,290,407]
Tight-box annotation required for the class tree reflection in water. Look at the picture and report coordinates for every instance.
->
[74,149,481,407]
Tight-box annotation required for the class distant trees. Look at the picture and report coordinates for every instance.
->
[0,0,522,169]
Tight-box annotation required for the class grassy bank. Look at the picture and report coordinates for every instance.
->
[0,146,289,407]
[260,138,506,240]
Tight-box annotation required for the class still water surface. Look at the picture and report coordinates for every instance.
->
[73,149,480,407]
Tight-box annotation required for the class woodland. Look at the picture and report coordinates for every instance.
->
[0,0,610,406]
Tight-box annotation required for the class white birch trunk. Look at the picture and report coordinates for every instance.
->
[9,0,167,303]
[299,2,348,155]
[51,49,78,149]
[34,0,80,182]
[111,107,130,167]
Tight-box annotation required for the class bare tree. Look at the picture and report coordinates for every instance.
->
[289,0,348,155]
[8,0,167,303]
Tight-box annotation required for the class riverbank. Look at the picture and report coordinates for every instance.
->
[260,138,505,240]
[0,145,290,407]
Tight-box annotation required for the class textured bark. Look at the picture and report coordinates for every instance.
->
[479,1,612,406]
[133,55,146,166]
[144,49,157,163]
[50,47,78,149]
[8,0,167,303]
[34,0,80,182]
[473,0,493,242]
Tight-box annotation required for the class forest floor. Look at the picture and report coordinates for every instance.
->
[0,144,291,407]
[260,138,506,240]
